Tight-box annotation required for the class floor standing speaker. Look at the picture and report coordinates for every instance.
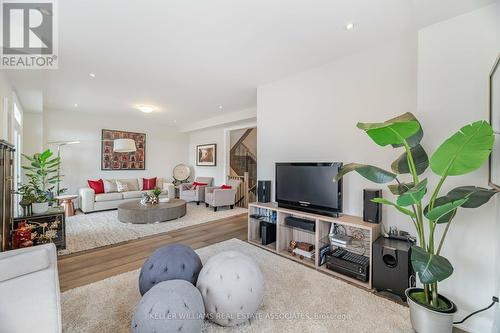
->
[258,180,271,203]
[373,237,414,300]
[363,189,382,223]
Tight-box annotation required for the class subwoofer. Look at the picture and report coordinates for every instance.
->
[257,180,271,203]
[373,237,414,300]
[363,189,382,223]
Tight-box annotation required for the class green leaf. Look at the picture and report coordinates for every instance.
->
[388,182,414,195]
[21,153,35,162]
[425,198,468,222]
[391,144,429,175]
[39,149,53,161]
[396,179,428,206]
[423,196,456,224]
[371,197,416,218]
[446,186,497,208]
[411,246,453,284]
[334,163,396,184]
[389,113,424,148]
[430,121,493,176]
[357,120,420,147]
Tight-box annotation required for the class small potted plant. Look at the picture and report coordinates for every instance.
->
[334,113,497,333]
[16,183,35,215]
[150,187,162,204]
[21,149,61,214]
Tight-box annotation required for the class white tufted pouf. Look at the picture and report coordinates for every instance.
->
[196,251,264,327]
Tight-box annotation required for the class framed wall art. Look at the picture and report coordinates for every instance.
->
[101,129,146,170]
[489,54,500,190]
[196,143,216,166]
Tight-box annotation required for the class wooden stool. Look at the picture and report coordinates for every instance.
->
[55,195,78,217]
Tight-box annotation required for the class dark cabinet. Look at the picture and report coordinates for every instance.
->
[13,208,66,250]
[0,140,15,252]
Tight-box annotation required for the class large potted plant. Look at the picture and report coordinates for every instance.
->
[21,149,61,214]
[334,113,497,333]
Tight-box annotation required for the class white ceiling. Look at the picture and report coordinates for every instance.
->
[5,0,494,125]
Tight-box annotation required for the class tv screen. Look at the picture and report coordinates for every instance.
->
[275,162,342,216]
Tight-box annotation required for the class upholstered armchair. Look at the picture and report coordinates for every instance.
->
[0,244,61,333]
[204,179,241,211]
[179,177,214,205]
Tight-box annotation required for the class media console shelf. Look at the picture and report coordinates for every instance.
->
[248,202,381,289]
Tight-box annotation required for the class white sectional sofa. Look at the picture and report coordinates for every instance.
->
[79,177,175,213]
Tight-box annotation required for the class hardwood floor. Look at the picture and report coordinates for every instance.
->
[57,213,248,292]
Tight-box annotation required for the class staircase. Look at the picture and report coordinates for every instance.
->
[230,128,257,207]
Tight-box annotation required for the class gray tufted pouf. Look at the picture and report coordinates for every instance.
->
[132,279,205,333]
[196,251,265,327]
[139,244,203,295]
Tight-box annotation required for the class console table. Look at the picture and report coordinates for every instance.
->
[13,207,66,250]
[248,202,381,289]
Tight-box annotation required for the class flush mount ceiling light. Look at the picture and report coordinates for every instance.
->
[345,23,355,30]
[89,73,96,78]
[218,105,223,110]
[136,105,155,113]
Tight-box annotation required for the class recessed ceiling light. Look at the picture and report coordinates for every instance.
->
[345,23,355,31]
[89,73,96,78]
[136,105,155,113]
[74,103,78,107]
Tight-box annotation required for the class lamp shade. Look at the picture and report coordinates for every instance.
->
[113,139,136,153]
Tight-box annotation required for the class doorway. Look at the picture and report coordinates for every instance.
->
[228,127,257,206]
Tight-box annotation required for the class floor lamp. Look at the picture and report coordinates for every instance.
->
[48,140,81,197]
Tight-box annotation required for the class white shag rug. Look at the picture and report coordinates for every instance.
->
[60,203,247,255]
[61,239,412,333]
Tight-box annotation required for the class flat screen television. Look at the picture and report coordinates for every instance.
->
[275,162,343,217]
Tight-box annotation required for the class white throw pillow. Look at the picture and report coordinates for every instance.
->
[116,180,129,193]
[103,179,117,193]
[117,179,139,191]
[137,178,144,191]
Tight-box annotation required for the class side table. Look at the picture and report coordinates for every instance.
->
[55,195,78,217]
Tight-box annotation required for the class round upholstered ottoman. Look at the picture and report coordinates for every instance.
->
[132,280,205,333]
[139,244,203,295]
[196,251,264,326]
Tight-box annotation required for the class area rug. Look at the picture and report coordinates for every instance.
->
[60,204,246,255]
[61,238,412,333]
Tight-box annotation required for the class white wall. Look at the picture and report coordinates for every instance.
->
[0,72,12,141]
[257,5,497,333]
[418,6,497,332]
[23,112,43,157]
[495,3,500,332]
[188,120,256,185]
[43,110,189,197]
[258,35,418,217]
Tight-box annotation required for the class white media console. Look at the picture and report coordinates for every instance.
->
[248,202,381,289]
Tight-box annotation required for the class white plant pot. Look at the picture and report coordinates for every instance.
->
[32,202,49,214]
[405,288,456,333]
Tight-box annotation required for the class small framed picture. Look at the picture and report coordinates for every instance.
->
[196,144,217,166]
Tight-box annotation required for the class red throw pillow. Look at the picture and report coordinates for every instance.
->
[192,182,208,190]
[221,184,232,189]
[143,177,157,191]
[88,179,104,194]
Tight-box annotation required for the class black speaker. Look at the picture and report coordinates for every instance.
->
[260,221,276,245]
[258,180,271,203]
[363,189,382,223]
[373,237,414,300]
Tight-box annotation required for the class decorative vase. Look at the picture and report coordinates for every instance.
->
[13,221,33,249]
[32,202,49,214]
[405,288,456,333]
